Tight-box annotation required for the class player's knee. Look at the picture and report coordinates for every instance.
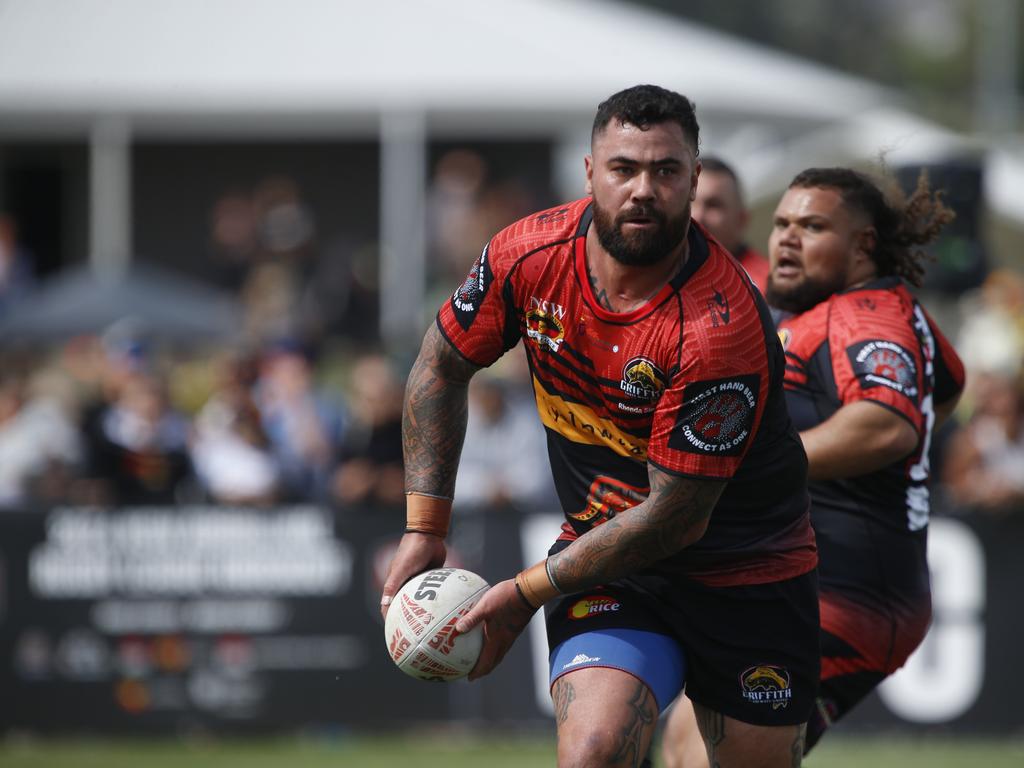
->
[557,728,638,768]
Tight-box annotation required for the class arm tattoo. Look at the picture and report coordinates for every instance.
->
[547,465,725,593]
[610,681,657,767]
[402,324,480,497]
[552,677,575,725]
[587,260,615,311]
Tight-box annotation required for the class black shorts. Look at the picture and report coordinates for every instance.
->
[546,569,820,726]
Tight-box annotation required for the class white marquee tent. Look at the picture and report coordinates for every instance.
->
[0,0,1011,341]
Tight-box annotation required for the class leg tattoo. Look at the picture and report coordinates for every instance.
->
[611,682,657,767]
[552,677,576,725]
[697,707,726,768]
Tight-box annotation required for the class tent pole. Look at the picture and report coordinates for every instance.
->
[379,109,427,354]
[89,116,132,280]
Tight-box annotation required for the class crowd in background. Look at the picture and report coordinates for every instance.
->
[0,147,1022,520]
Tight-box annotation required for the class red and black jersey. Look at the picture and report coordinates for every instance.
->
[735,244,769,295]
[777,277,965,599]
[437,198,815,587]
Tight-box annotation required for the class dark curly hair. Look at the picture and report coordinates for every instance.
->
[789,167,955,287]
[592,84,700,154]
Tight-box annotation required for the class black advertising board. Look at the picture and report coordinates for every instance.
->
[0,505,1021,735]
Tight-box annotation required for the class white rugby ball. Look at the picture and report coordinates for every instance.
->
[384,567,489,682]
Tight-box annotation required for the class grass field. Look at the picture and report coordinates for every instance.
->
[1,734,1023,768]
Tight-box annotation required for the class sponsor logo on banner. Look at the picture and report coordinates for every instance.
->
[740,664,792,710]
[451,245,493,331]
[568,596,621,620]
[847,339,918,397]
[668,375,760,456]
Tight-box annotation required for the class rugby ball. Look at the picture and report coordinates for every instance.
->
[384,567,489,681]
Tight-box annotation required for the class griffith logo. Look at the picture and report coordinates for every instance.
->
[740,665,792,710]
[568,596,621,620]
[526,309,565,352]
[620,357,666,402]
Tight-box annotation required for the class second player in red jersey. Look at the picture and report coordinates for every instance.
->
[664,167,964,768]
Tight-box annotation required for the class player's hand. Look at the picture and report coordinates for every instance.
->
[455,579,537,681]
[380,532,447,620]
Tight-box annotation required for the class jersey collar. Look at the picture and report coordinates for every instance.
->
[575,202,709,324]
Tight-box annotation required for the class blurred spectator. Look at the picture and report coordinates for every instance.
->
[255,339,345,502]
[454,373,556,511]
[691,156,769,293]
[208,191,259,292]
[955,268,1024,381]
[0,370,82,509]
[0,212,36,315]
[191,352,280,505]
[942,370,1024,516]
[331,352,404,508]
[82,372,195,505]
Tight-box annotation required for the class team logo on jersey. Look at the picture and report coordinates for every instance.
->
[668,375,759,456]
[740,665,792,710]
[847,339,918,398]
[526,309,565,352]
[568,596,621,620]
[707,287,731,326]
[620,357,667,402]
[777,328,791,350]
[451,245,494,331]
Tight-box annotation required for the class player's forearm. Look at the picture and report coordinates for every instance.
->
[402,324,478,499]
[546,475,724,594]
[801,400,918,482]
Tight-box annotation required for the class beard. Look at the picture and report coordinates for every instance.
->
[593,199,690,266]
[766,270,847,314]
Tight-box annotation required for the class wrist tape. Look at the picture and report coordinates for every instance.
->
[404,492,452,538]
[514,560,562,610]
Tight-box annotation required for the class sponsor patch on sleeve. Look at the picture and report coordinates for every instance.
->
[846,339,918,397]
[667,375,760,456]
[451,244,493,331]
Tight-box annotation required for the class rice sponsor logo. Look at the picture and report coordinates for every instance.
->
[568,596,621,620]
[562,652,601,669]
[740,664,792,710]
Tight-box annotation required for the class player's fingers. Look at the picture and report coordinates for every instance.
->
[467,622,500,681]
[454,601,483,634]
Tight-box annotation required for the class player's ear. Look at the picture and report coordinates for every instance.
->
[584,155,594,195]
[856,226,877,260]
[690,160,701,201]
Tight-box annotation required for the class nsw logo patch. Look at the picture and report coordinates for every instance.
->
[451,245,493,331]
[846,339,918,397]
[668,375,759,456]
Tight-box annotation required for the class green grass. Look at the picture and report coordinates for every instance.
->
[0,734,1022,767]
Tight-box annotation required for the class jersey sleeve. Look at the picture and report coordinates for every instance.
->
[647,288,772,480]
[436,240,520,367]
[927,309,966,405]
[829,297,925,434]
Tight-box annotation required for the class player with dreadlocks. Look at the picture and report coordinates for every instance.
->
[663,167,966,766]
